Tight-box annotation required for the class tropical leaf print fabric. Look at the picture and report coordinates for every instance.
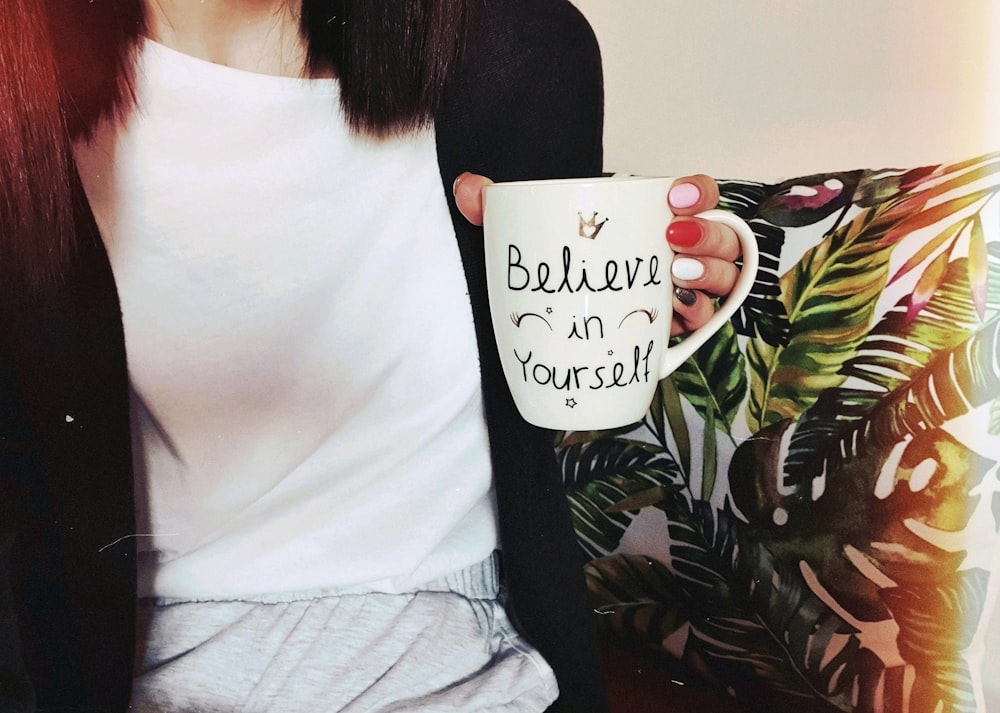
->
[562,153,1000,713]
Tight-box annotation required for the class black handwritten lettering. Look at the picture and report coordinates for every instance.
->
[625,258,643,288]
[514,346,656,393]
[603,261,621,291]
[629,341,655,385]
[567,315,604,341]
[533,262,554,293]
[508,246,529,290]
[642,340,654,382]
[506,243,660,295]
[514,348,533,381]
[643,256,662,287]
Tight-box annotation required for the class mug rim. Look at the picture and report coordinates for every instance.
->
[485,175,672,190]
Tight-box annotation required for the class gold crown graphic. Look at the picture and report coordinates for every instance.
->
[578,211,609,239]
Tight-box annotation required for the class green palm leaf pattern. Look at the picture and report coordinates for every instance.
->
[747,154,1000,432]
[585,523,840,709]
[716,179,789,345]
[881,570,989,713]
[585,499,862,711]
[668,321,748,500]
[731,160,999,708]
[561,438,684,558]
[646,378,690,473]
[746,206,896,432]
[584,553,689,647]
[782,273,999,493]
[561,154,1000,713]
[739,537,868,710]
[842,257,998,394]
[670,322,747,434]
[873,317,999,437]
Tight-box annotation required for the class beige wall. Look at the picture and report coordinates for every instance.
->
[571,0,999,181]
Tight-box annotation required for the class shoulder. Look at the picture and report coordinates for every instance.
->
[469,0,601,94]
[478,0,600,57]
[437,0,604,182]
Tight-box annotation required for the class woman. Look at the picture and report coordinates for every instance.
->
[0,0,742,711]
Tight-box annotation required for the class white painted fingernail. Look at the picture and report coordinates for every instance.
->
[672,257,705,281]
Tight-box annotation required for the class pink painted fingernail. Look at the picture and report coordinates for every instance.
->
[669,182,701,210]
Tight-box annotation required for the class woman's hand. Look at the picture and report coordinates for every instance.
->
[453,172,742,336]
[663,175,741,336]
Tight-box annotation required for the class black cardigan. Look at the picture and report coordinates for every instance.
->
[0,0,606,710]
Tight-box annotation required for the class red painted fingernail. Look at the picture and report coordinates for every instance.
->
[668,182,701,209]
[667,220,704,249]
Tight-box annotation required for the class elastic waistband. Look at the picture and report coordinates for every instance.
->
[146,553,501,606]
[415,552,500,600]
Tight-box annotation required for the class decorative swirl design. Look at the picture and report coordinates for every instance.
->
[511,312,553,330]
[618,308,659,328]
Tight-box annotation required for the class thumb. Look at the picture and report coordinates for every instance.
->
[453,172,494,226]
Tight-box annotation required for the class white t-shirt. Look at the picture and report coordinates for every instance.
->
[74,39,498,600]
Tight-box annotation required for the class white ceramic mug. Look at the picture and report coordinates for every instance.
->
[483,176,759,430]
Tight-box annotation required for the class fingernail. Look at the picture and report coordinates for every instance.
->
[666,220,703,249]
[672,257,705,281]
[452,174,462,195]
[668,182,701,210]
[675,287,698,307]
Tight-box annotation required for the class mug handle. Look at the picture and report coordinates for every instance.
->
[658,209,759,378]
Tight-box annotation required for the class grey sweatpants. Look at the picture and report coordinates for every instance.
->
[129,557,558,712]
